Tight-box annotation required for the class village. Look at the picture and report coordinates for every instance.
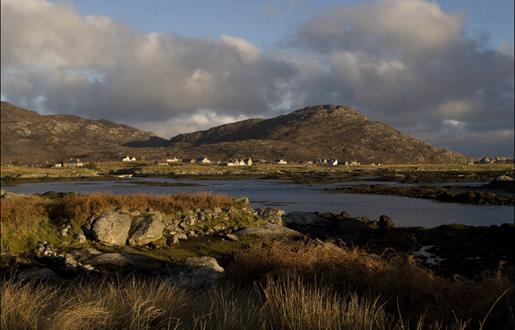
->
[49,156,368,168]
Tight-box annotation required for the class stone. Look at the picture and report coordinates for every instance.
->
[256,208,285,225]
[88,252,161,269]
[235,223,303,239]
[378,215,395,229]
[282,212,326,226]
[17,268,60,281]
[173,257,224,289]
[73,232,87,244]
[225,233,239,241]
[64,254,78,267]
[91,210,132,246]
[59,224,72,237]
[127,212,165,246]
[0,189,5,197]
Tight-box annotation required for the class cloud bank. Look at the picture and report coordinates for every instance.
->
[1,0,513,156]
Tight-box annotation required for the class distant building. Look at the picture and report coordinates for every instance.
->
[166,157,179,163]
[122,156,136,162]
[196,157,211,164]
[277,159,288,165]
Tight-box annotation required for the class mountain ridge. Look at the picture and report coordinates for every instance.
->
[1,102,469,164]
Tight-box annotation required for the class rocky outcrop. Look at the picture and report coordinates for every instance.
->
[172,257,224,288]
[236,223,303,239]
[91,211,133,246]
[88,252,161,270]
[128,212,165,246]
[282,212,326,226]
[256,208,285,225]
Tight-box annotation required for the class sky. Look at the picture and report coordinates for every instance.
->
[1,0,514,157]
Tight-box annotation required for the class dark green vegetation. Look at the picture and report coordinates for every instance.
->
[326,184,515,206]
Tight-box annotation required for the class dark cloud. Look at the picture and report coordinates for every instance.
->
[1,0,513,156]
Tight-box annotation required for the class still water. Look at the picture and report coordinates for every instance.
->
[2,178,513,228]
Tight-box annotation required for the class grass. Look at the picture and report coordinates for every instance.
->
[0,241,512,328]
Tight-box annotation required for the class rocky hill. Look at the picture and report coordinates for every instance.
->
[168,105,468,164]
[0,102,164,163]
[1,102,468,164]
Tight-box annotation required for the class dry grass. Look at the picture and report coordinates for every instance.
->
[1,242,511,329]
[0,274,477,330]
[227,241,514,327]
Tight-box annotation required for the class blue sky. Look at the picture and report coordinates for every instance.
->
[64,0,513,49]
[2,0,514,157]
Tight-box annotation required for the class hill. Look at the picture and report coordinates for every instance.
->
[168,105,468,164]
[0,102,165,163]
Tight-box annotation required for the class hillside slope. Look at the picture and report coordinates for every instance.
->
[168,105,468,164]
[0,102,161,163]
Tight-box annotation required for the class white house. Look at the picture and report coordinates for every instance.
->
[196,157,211,164]
[122,156,136,162]
[166,157,179,163]
[277,159,288,165]
[328,159,338,167]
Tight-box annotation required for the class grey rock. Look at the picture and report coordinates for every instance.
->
[378,215,395,229]
[235,223,303,239]
[73,232,87,244]
[88,252,161,269]
[0,189,5,197]
[17,268,60,281]
[128,212,164,246]
[173,257,224,289]
[282,212,326,226]
[91,210,132,246]
[256,207,285,225]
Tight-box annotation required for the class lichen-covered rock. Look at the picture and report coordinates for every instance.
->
[128,212,164,246]
[173,257,224,288]
[235,223,303,239]
[91,210,132,246]
[256,207,285,225]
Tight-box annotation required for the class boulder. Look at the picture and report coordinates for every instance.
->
[173,257,224,288]
[235,223,303,239]
[17,268,60,281]
[91,210,132,246]
[127,212,165,246]
[88,252,161,269]
[378,215,395,229]
[282,212,326,226]
[256,207,285,225]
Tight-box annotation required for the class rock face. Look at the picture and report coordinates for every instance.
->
[173,257,225,288]
[127,212,165,246]
[91,211,132,246]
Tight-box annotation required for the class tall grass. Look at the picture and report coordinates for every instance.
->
[1,241,512,329]
[1,274,478,330]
